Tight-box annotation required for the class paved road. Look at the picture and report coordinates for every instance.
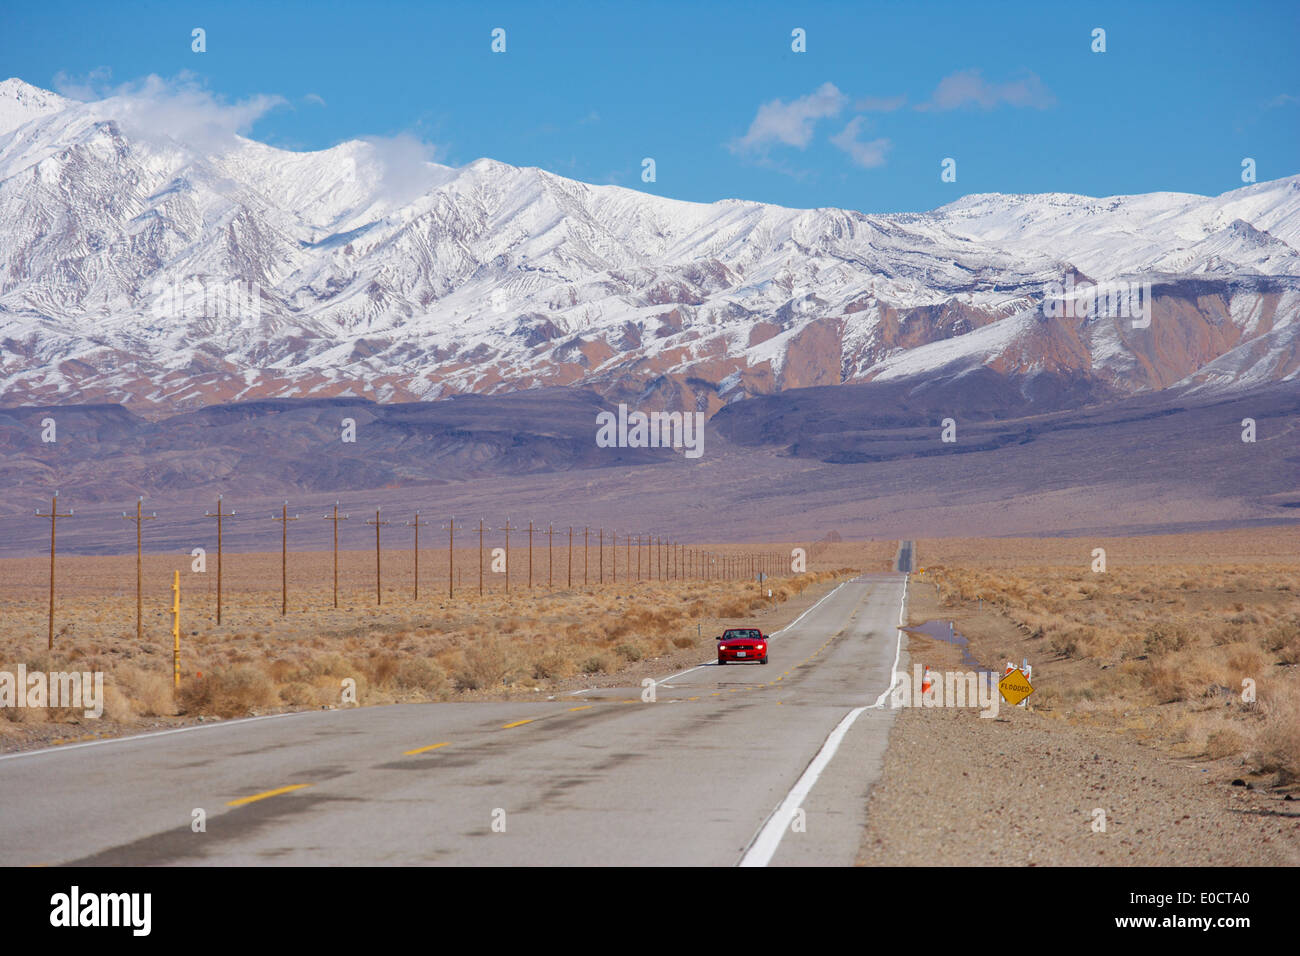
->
[0,573,909,866]
[895,540,914,573]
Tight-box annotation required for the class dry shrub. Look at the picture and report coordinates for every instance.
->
[396,657,447,694]
[532,650,575,681]
[1263,623,1300,664]
[114,664,176,717]
[1252,685,1300,781]
[366,652,400,688]
[1207,728,1246,760]
[580,653,612,674]
[614,642,644,662]
[1144,622,1190,656]
[180,665,279,717]
[1143,663,1191,704]
[454,638,508,691]
[1224,644,1264,678]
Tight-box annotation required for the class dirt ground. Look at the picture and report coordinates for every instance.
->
[859,528,1299,866]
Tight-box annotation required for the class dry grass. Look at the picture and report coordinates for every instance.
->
[0,543,855,745]
[915,527,1300,784]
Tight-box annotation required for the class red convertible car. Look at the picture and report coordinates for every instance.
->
[716,628,768,665]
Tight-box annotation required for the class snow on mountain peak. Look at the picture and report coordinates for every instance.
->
[0,78,1296,413]
[0,78,72,136]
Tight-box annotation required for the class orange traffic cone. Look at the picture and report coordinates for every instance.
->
[921,665,933,695]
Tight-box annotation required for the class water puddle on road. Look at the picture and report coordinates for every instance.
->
[902,620,993,674]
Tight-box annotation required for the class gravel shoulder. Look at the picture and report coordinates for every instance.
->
[857,582,1300,866]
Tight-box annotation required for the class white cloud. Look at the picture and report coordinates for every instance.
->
[53,71,286,155]
[732,82,847,152]
[361,133,441,203]
[918,69,1055,111]
[829,117,891,168]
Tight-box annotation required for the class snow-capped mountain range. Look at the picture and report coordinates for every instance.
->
[1,77,1297,414]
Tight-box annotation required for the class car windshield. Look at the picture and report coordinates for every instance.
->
[724,629,760,640]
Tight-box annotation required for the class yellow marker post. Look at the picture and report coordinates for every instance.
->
[171,570,180,690]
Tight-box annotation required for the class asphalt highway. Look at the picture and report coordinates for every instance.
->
[0,572,909,866]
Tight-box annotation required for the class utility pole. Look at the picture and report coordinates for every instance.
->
[625,531,631,584]
[204,495,235,624]
[443,516,462,600]
[500,518,517,594]
[407,511,428,601]
[321,502,349,609]
[478,518,486,596]
[36,492,73,649]
[366,509,388,604]
[547,524,555,588]
[121,496,155,641]
[271,501,299,616]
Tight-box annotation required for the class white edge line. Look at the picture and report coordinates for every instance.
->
[0,711,309,762]
[740,573,909,866]
[738,704,868,867]
[870,573,909,708]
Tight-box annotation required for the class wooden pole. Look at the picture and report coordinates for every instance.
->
[583,527,588,586]
[442,516,462,600]
[478,518,485,596]
[366,509,388,604]
[500,518,516,594]
[321,502,349,609]
[271,501,299,616]
[36,492,73,649]
[121,496,155,641]
[598,528,604,584]
[204,495,234,625]
[407,512,428,601]
[171,570,180,689]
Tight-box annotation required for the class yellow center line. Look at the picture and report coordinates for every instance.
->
[226,783,310,807]
[568,705,593,712]
[502,718,535,729]
[403,742,450,755]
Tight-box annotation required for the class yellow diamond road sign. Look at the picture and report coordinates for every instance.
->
[998,668,1034,706]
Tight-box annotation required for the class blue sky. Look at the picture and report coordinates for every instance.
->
[2,0,1297,213]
